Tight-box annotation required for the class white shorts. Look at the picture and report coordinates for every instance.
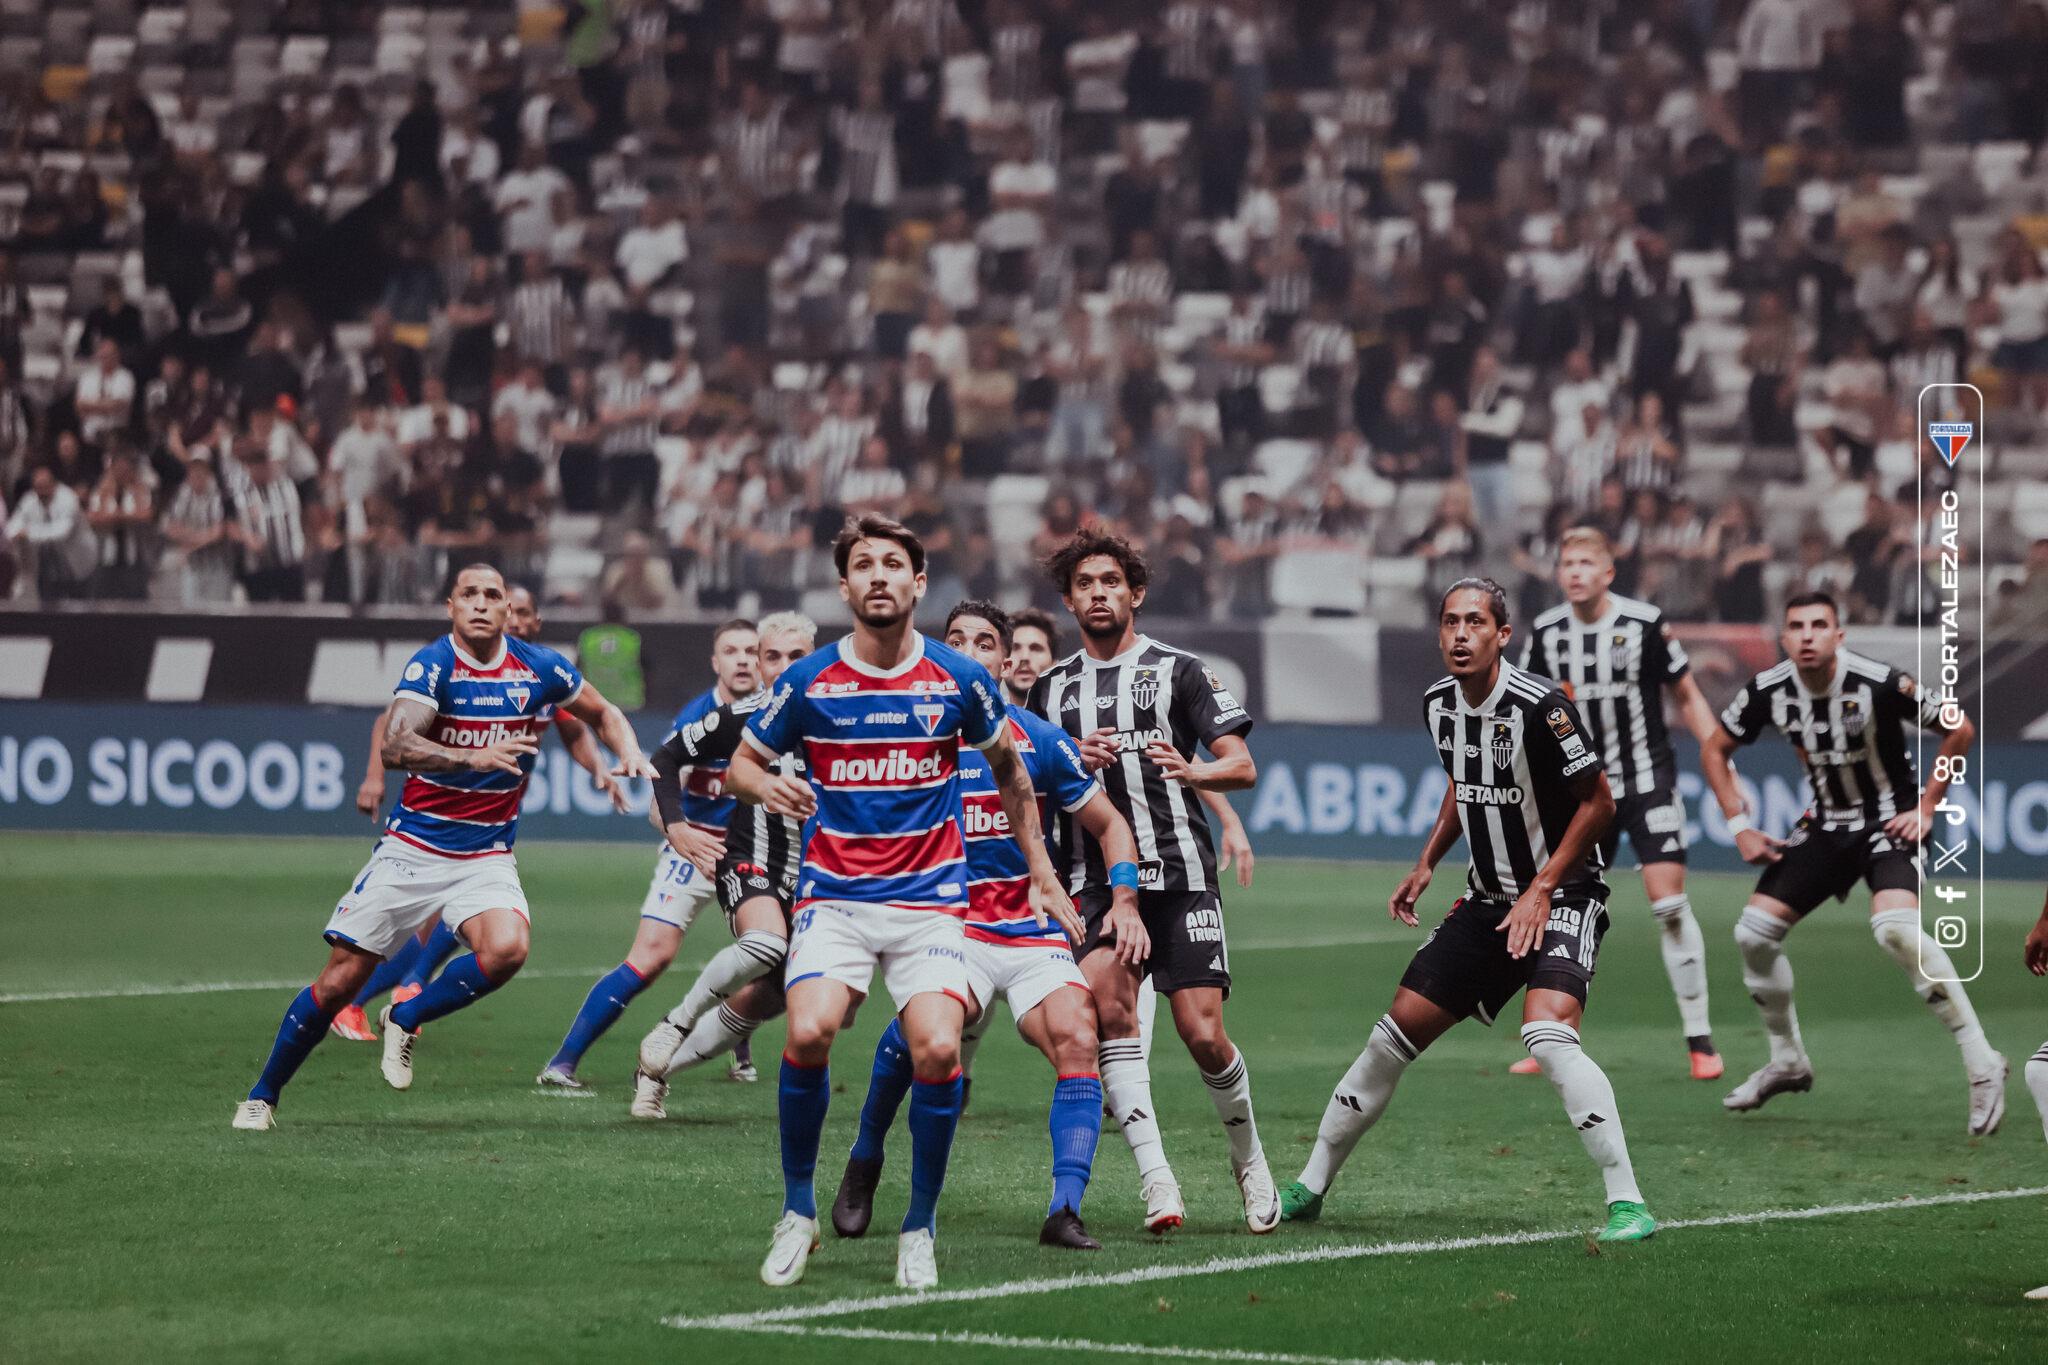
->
[784,901,971,1013]
[324,838,529,958]
[963,937,1089,1025]
[639,845,715,931]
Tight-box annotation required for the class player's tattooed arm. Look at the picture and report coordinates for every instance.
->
[727,738,816,818]
[356,702,394,815]
[1390,784,1460,926]
[1498,765,1615,960]
[1700,722,1781,865]
[1145,732,1257,792]
[561,678,659,781]
[380,697,537,775]
[556,708,629,813]
[989,727,1085,945]
[1074,791,1147,964]
[1199,787,1254,888]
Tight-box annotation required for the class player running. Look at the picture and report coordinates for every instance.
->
[630,611,819,1115]
[536,619,761,1089]
[829,600,1143,1252]
[1284,578,1654,1239]
[1515,528,1725,1080]
[332,584,626,1043]
[1030,529,1276,1235]
[1701,590,2005,1133]
[231,564,654,1130]
[732,515,1079,1291]
[2024,890,2048,1300]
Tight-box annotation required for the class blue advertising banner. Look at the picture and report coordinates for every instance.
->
[2,706,2043,879]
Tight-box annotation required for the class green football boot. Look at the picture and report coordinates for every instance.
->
[1597,1200,1657,1243]
[1279,1181,1324,1223]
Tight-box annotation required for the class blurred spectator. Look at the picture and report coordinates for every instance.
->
[8,464,93,599]
[86,445,154,599]
[231,452,306,603]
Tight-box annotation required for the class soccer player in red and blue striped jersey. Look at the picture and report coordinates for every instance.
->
[230,564,654,1131]
[830,600,1145,1252]
[729,517,1080,1291]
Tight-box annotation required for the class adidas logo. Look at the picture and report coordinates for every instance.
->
[1124,1109,1149,1123]
[1208,955,1223,971]
[1548,944,1571,957]
[1224,1117,1248,1127]
[1577,1113,1606,1130]
[1661,838,1680,852]
[1335,1094,1363,1113]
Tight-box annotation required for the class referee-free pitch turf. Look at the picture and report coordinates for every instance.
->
[5,831,2047,1365]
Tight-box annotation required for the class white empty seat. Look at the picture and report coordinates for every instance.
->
[2013,483,2048,541]
[1252,437,1317,493]
[1271,548,1368,615]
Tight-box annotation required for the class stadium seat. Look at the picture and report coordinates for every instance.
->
[1271,548,1368,616]
[2013,484,2048,542]
[1252,438,1317,494]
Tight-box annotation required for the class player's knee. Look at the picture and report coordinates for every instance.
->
[478,938,528,980]
[1869,907,1920,959]
[626,942,675,977]
[1174,1016,1231,1071]
[1733,904,1788,957]
[909,1034,961,1080]
[1052,1028,1098,1075]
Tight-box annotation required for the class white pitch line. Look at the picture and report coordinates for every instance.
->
[701,1322,1463,1365]
[0,965,629,1005]
[0,935,1403,1005]
[663,1184,2048,1333]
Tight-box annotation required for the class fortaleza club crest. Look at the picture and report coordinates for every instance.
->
[1129,667,1160,710]
[506,684,531,710]
[912,702,944,734]
[1928,420,1972,468]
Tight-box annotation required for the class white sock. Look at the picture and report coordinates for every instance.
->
[1201,1048,1265,1171]
[2026,1043,2048,1144]
[663,1002,760,1076]
[1136,976,1158,1064]
[1651,894,1711,1037]
[960,1003,994,1079]
[1734,905,1807,1067]
[1099,1036,1173,1184]
[667,931,785,1031]
[1521,1020,1643,1207]
[1870,909,1998,1075]
[1300,1015,1416,1195]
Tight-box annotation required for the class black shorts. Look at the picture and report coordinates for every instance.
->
[716,856,794,934]
[1599,783,1690,870]
[1755,816,1919,918]
[1398,891,1610,1025]
[1077,887,1231,997]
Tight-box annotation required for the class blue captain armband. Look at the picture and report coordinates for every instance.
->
[1108,861,1140,890]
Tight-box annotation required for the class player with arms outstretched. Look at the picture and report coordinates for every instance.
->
[231,564,654,1130]
[830,600,1143,1251]
[1701,590,2004,1132]
[733,515,1079,1291]
[332,583,626,1043]
[1517,527,1725,1079]
[1283,578,1656,1244]
[536,618,761,1088]
[631,612,819,1115]
[1030,529,1275,1235]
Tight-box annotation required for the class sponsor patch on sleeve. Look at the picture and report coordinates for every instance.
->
[1547,706,1574,738]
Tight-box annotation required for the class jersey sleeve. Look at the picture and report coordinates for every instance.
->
[1884,667,1951,732]
[667,702,744,765]
[953,654,1007,750]
[392,643,448,712]
[1025,712,1102,813]
[1718,675,1770,745]
[744,675,803,758]
[1172,654,1254,750]
[532,644,586,708]
[1654,615,1690,684]
[1528,688,1602,784]
[1517,627,1539,675]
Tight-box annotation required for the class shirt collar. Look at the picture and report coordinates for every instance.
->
[451,635,508,671]
[1082,633,1152,670]
[1792,653,1846,701]
[1455,661,1514,715]
[835,631,926,679]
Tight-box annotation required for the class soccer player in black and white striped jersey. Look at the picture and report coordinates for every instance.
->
[1702,591,2006,1134]
[1283,578,1657,1244]
[1029,530,1277,1235]
[1520,527,1727,1079]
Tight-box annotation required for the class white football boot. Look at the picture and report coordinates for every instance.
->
[638,1017,688,1077]
[1236,1156,1281,1234]
[1141,1175,1185,1233]
[895,1228,938,1290]
[231,1099,276,1131]
[760,1212,820,1287]
[1969,1053,2009,1137]
[629,1068,669,1120]
[378,1006,416,1090]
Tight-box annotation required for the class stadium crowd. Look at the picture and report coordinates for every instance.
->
[4,0,2048,628]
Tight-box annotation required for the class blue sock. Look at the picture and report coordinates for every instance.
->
[401,921,461,989]
[1047,1074,1103,1216]
[351,938,422,1008]
[778,1057,831,1219]
[902,1070,964,1234]
[387,954,501,1033]
[248,985,341,1104]
[849,1017,914,1164]
[547,962,650,1072]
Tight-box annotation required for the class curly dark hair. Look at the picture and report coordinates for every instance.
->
[1041,527,1149,596]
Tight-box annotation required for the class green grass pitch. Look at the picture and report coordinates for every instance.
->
[5,831,2047,1364]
